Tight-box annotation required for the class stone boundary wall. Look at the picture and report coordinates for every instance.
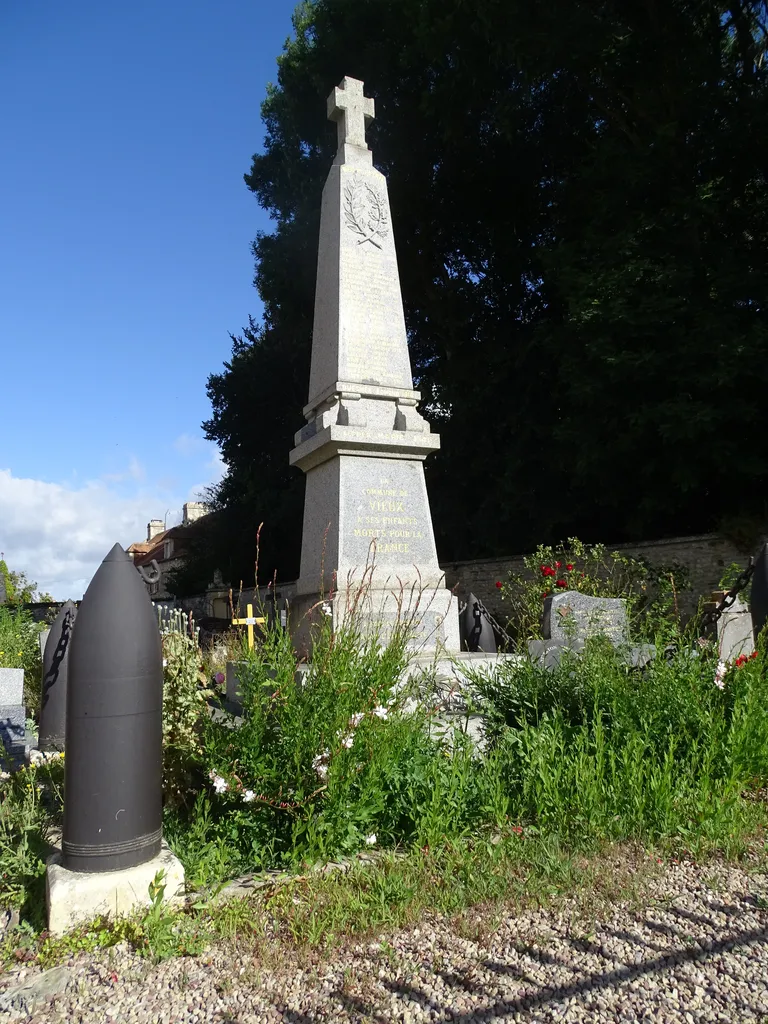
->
[15,533,763,633]
[441,533,764,623]
[161,532,765,632]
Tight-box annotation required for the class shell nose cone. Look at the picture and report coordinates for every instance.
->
[103,542,130,563]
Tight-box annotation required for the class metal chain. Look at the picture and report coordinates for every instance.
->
[699,558,756,633]
[458,597,516,649]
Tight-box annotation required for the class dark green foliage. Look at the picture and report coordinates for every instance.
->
[197,1,768,587]
[0,559,52,604]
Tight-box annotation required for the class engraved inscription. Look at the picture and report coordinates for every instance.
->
[352,476,425,557]
[343,178,389,248]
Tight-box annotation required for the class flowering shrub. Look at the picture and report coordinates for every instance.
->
[715,650,758,689]
[498,537,689,646]
[159,608,213,811]
[163,607,502,884]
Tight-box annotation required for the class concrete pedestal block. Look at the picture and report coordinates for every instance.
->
[290,586,460,661]
[46,840,185,937]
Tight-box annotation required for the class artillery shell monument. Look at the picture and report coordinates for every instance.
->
[289,77,460,653]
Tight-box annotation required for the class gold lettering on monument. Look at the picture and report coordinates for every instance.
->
[352,475,424,552]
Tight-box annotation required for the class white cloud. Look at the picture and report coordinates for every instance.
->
[0,469,181,600]
[102,456,146,483]
[0,439,227,601]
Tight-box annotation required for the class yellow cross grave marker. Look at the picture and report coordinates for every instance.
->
[231,603,265,650]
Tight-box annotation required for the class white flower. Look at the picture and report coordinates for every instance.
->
[349,712,365,727]
[372,706,389,720]
[365,833,377,846]
[341,734,354,749]
[209,772,229,794]
[315,763,328,779]
[321,602,333,617]
[242,789,256,803]
[312,753,329,778]
[714,660,727,690]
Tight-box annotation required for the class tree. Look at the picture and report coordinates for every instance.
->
[198,0,768,591]
[0,556,54,604]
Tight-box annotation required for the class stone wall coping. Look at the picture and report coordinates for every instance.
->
[440,533,755,569]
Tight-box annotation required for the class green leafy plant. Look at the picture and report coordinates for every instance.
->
[160,609,214,812]
[718,561,752,604]
[0,606,45,719]
[474,632,768,849]
[122,870,208,962]
[0,757,64,927]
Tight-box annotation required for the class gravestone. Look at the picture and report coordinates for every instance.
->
[0,658,27,768]
[529,590,654,670]
[543,591,628,647]
[289,77,459,654]
[717,595,755,662]
[0,670,27,768]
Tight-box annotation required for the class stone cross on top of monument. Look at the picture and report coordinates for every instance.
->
[327,76,374,166]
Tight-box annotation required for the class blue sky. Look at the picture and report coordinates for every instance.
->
[0,0,300,598]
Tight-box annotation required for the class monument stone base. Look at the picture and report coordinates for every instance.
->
[290,583,460,659]
[46,840,185,937]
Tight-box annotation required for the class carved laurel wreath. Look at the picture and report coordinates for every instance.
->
[343,179,389,249]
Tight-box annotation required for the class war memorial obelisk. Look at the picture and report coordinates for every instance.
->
[289,77,460,653]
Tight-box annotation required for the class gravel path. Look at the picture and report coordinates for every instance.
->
[1,850,768,1023]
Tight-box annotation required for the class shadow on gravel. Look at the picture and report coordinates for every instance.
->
[329,916,768,1022]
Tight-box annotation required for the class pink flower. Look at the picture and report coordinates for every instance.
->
[214,672,225,685]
